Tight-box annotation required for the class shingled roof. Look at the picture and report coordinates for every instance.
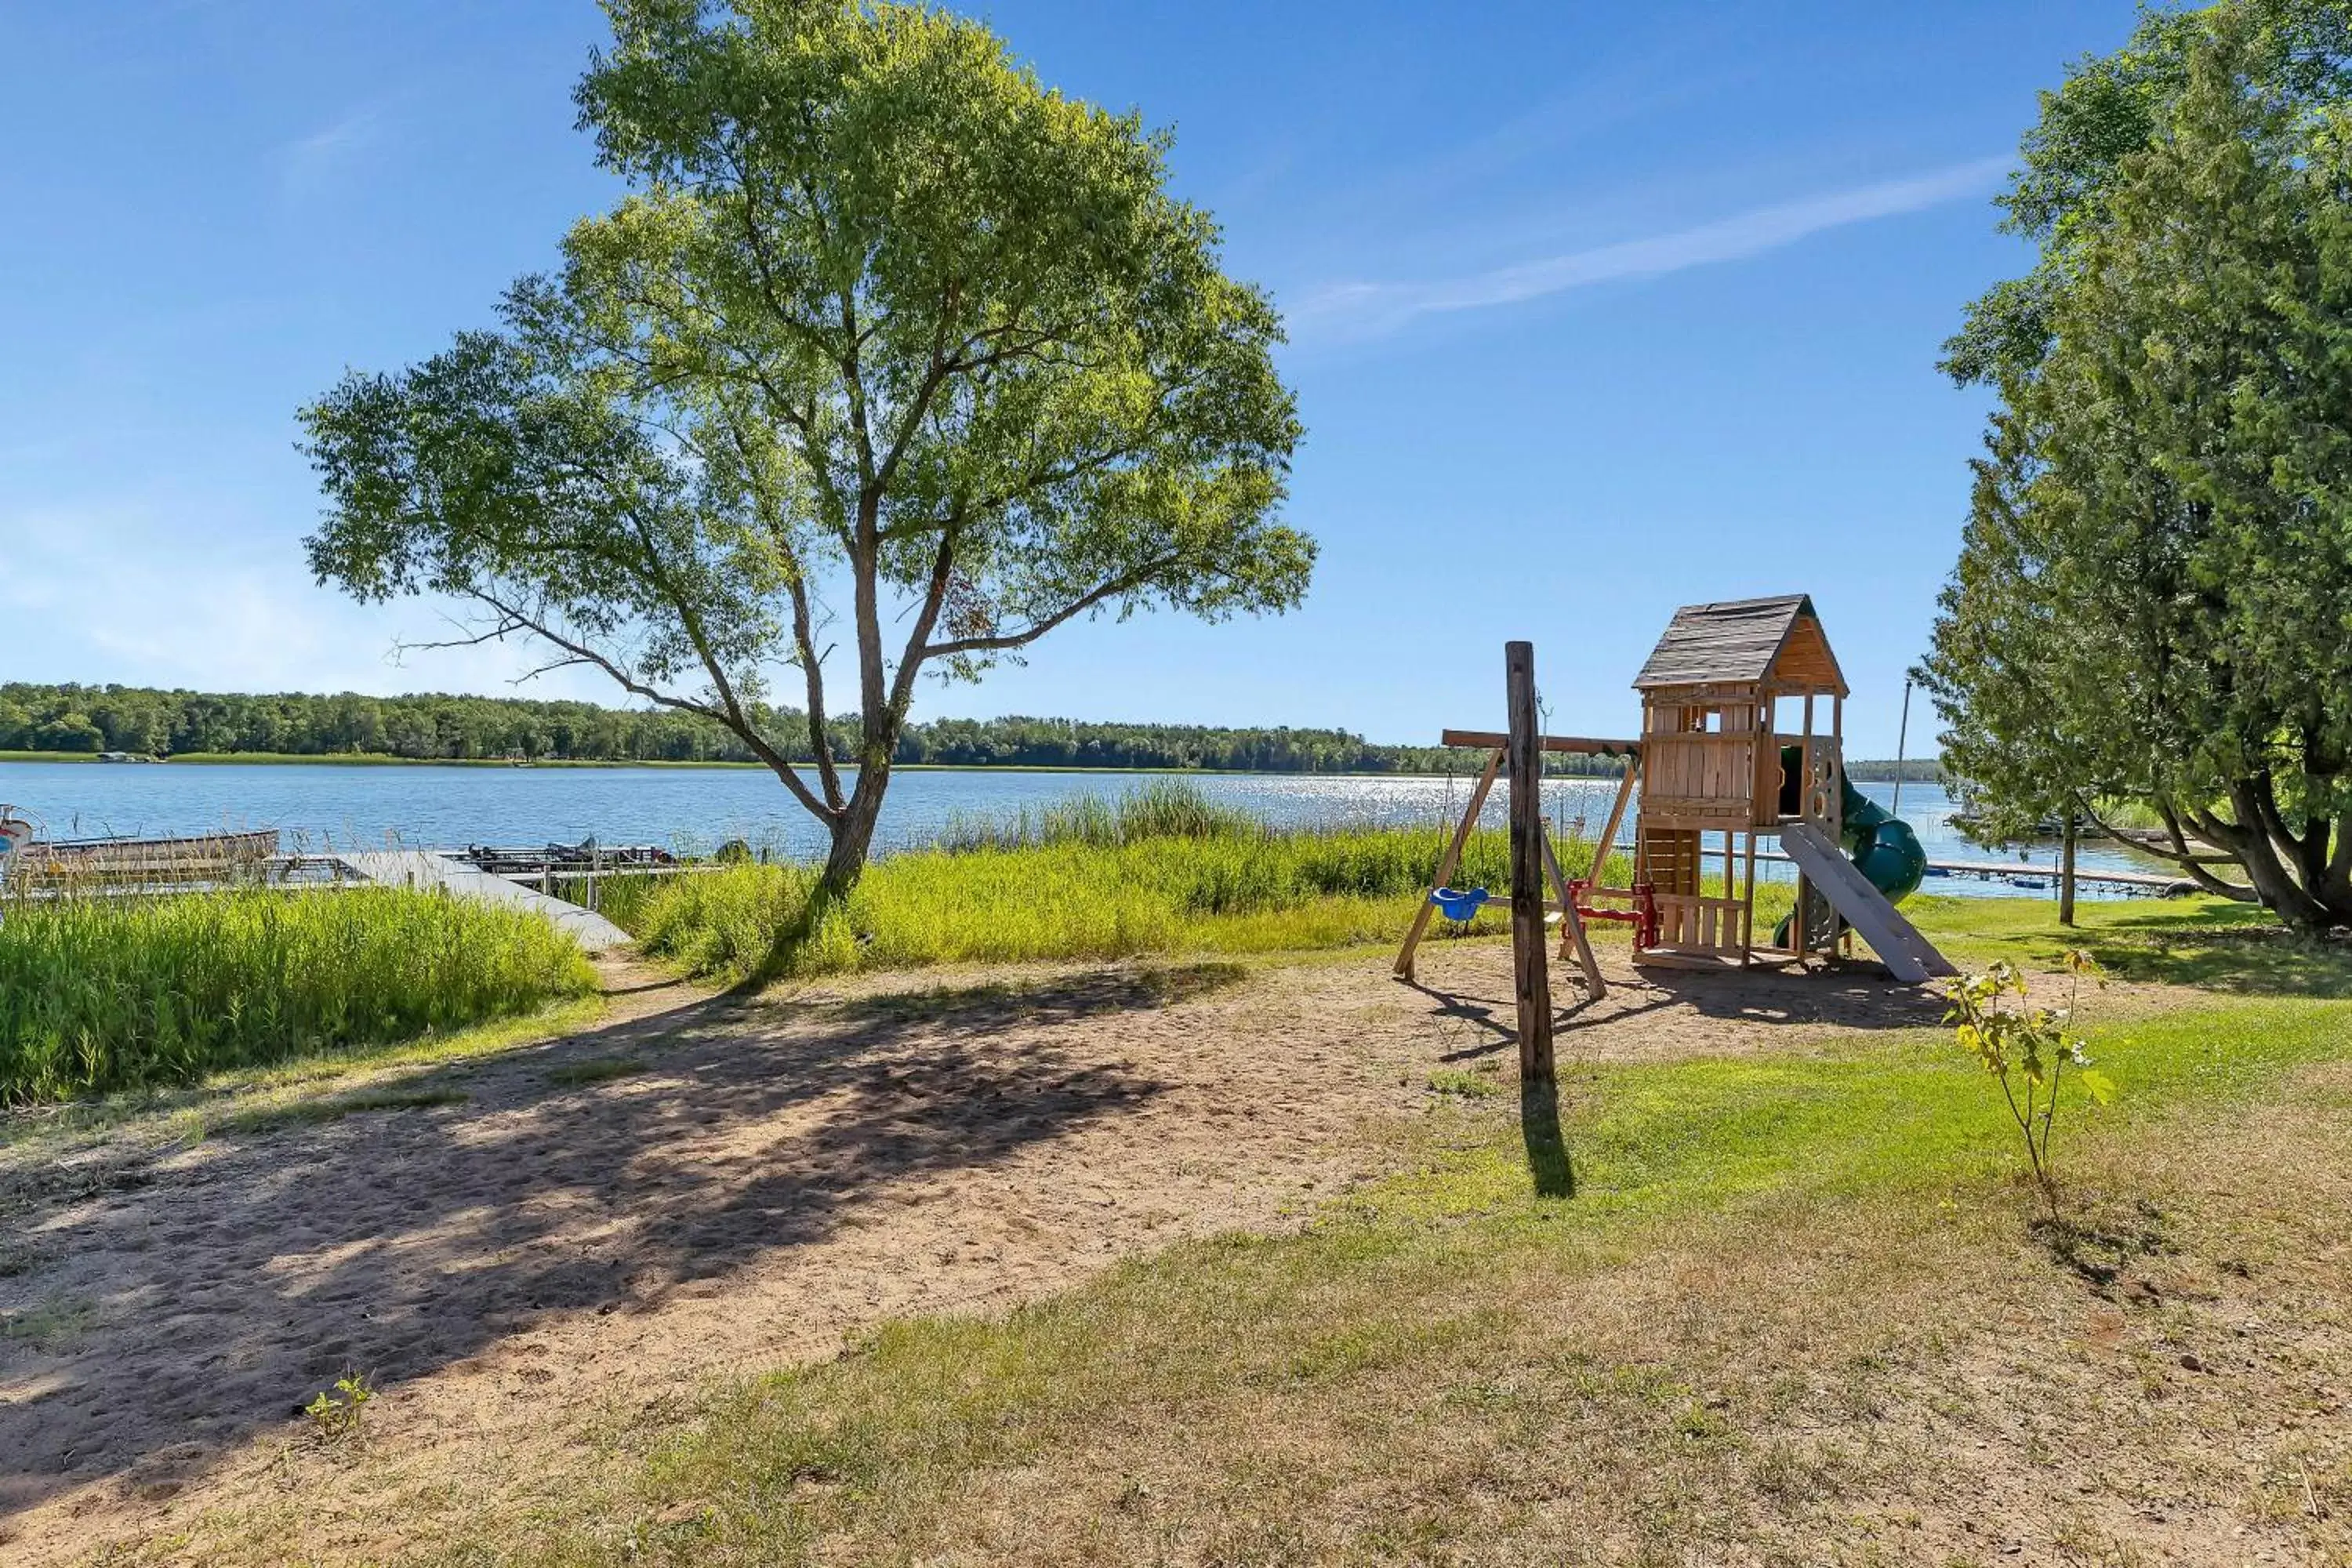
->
[1632,594,1847,695]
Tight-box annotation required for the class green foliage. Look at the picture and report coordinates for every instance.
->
[0,681,767,762]
[303,1372,376,1441]
[299,0,1310,885]
[1942,953,2114,1216]
[1924,1,2352,925]
[31,712,103,753]
[1425,1066,1504,1099]
[1942,0,2352,385]
[0,888,596,1102]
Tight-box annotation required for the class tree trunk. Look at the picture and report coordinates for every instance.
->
[2222,779,2337,931]
[817,758,891,903]
[2058,811,2078,927]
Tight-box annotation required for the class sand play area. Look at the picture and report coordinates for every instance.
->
[0,941,1944,1561]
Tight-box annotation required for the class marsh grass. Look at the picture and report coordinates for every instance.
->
[931,778,1262,850]
[0,887,597,1102]
[600,782,1637,982]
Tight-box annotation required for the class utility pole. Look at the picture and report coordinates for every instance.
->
[1892,677,1914,822]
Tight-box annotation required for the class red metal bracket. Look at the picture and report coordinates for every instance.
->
[1570,877,1660,949]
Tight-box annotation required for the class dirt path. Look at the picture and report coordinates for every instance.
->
[0,938,1959,1563]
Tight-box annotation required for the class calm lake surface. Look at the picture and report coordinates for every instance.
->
[0,760,2170,898]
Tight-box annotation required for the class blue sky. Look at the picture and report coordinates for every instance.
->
[0,0,2145,756]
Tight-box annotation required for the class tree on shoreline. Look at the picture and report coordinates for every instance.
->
[1922,0,2352,928]
[300,0,1309,897]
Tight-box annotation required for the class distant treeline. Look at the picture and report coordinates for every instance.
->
[0,683,1573,775]
[1,684,1941,780]
[1844,759,1944,783]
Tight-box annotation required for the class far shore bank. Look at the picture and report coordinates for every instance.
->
[3,752,1621,780]
[1,751,1934,783]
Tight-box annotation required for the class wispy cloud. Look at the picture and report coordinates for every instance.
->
[0,500,614,700]
[278,106,386,201]
[1292,155,2011,339]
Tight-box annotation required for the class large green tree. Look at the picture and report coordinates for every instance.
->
[301,0,1309,894]
[1922,0,2352,927]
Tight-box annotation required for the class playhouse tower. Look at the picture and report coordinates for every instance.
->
[1626,594,1847,968]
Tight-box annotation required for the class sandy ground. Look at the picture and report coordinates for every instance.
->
[0,938,1956,1562]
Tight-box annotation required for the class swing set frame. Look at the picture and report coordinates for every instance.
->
[1392,728,1642,1000]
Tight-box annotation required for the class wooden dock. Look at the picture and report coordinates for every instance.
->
[336,851,633,953]
[1753,849,2212,895]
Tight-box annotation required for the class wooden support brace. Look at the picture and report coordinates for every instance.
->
[1541,824,1606,999]
[1394,746,1504,982]
[1590,766,1635,888]
[1440,729,1642,757]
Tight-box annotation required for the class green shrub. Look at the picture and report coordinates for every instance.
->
[0,887,597,1102]
[1943,951,2115,1218]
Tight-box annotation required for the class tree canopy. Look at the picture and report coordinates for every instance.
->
[1922,0,2352,927]
[301,0,1310,890]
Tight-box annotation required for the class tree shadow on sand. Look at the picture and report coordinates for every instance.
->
[0,964,1218,1518]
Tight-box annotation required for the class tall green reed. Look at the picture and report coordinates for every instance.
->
[0,887,596,1103]
[600,780,1634,983]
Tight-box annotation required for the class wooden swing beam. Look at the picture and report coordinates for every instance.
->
[1439,729,1641,757]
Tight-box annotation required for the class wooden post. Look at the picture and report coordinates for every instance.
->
[1740,827,1758,963]
[2059,811,2078,927]
[1394,746,1504,982]
[1507,642,1555,1082]
[1793,694,1814,964]
[1830,692,1846,956]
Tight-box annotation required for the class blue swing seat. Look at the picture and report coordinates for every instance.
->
[1428,886,1491,921]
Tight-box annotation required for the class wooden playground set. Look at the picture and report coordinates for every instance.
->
[1397,596,1955,1076]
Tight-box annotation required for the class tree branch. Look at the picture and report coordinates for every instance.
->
[923,554,1183,660]
[2143,794,2259,899]
[786,571,847,811]
[466,587,837,826]
[888,515,964,716]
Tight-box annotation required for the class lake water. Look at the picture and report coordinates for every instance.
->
[0,760,2169,898]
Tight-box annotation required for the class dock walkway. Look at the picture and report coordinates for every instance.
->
[1752,849,2211,895]
[336,851,633,953]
